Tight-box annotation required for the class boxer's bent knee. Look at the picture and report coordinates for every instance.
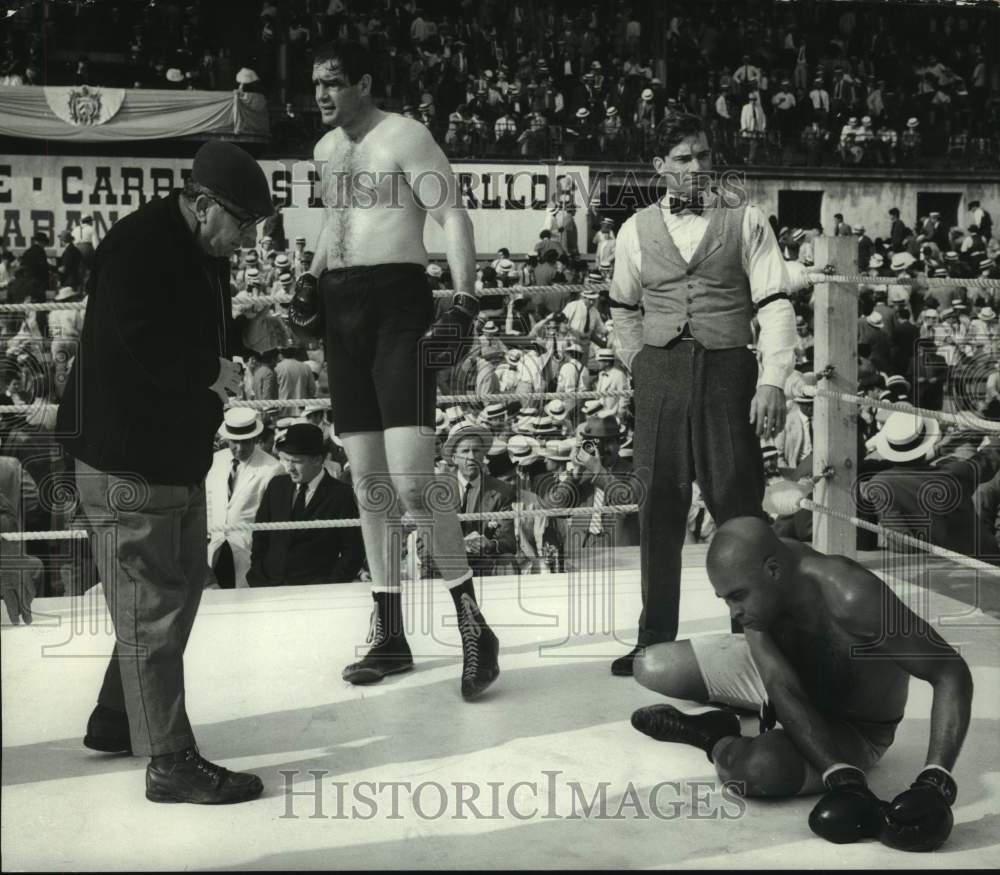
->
[717,731,807,798]
[633,641,709,701]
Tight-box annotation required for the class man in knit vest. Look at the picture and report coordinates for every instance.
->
[609,111,797,676]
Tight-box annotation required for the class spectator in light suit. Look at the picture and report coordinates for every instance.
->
[249,423,365,586]
[205,408,283,589]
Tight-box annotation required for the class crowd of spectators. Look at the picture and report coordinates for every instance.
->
[2,0,998,169]
[2,185,1000,609]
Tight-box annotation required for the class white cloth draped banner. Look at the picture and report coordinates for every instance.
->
[0,86,269,140]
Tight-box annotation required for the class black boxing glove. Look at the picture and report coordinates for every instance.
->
[420,291,480,370]
[880,766,956,853]
[288,273,322,341]
[808,765,887,844]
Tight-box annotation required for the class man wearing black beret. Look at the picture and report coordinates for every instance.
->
[56,139,274,804]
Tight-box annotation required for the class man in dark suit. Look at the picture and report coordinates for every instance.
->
[18,233,50,301]
[56,140,273,805]
[888,207,908,253]
[249,423,365,586]
[432,422,517,576]
[56,230,83,290]
[863,415,1000,563]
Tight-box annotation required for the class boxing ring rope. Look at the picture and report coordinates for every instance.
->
[0,503,640,541]
[5,252,1000,579]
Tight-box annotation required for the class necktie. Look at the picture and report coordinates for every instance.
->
[668,196,704,216]
[589,487,605,535]
[461,481,473,513]
[291,483,307,520]
[227,459,239,500]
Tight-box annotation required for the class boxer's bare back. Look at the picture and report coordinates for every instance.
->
[313,112,433,269]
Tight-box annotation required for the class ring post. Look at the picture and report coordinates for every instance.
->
[813,236,859,559]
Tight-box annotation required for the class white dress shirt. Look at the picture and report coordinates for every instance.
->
[609,201,798,389]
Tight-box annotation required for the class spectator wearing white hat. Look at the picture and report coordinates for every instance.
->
[556,339,589,405]
[739,91,766,163]
[969,306,998,349]
[594,347,629,418]
[865,415,1000,562]
[600,106,624,157]
[562,287,606,361]
[900,117,922,166]
[206,408,283,590]
[593,218,617,275]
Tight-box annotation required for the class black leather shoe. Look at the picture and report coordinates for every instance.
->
[611,645,643,676]
[458,593,499,701]
[83,704,132,755]
[146,748,263,804]
[631,705,741,762]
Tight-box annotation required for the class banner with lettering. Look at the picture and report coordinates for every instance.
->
[0,157,590,257]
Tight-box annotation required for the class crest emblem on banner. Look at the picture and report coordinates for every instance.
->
[44,85,125,126]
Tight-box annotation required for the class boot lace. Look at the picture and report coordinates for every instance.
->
[459,593,482,680]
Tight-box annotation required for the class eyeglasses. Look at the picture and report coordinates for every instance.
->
[208,196,259,232]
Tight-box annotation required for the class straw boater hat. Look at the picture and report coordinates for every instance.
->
[482,321,499,336]
[218,407,263,441]
[274,253,290,268]
[875,412,940,463]
[596,348,615,363]
[890,252,915,272]
[921,308,939,320]
[505,348,522,365]
[544,399,569,421]
[868,254,884,269]
[55,286,79,301]
[479,402,508,424]
[641,88,653,101]
[979,307,997,321]
[582,287,600,300]
[442,422,493,463]
[532,416,561,438]
[507,434,542,466]
[865,311,884,328]
[576,107,590,119]
[543,439,575,462]
[906,117,919,128]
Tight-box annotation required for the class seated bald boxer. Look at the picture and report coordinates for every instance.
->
[630,517,972,852]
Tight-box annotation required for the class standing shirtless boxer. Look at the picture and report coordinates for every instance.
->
[630,517,971,852]
[288,41,499,699]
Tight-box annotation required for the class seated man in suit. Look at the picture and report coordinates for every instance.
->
[416,422,516,577]
[248,423,365,586]
[206,407,283,589]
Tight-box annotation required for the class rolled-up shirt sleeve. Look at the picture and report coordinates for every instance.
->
[609,217,644,370]
[742,205,797,389]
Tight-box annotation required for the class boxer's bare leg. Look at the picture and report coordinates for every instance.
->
[633,641,711,702]
[340,431,404,593]
[383,425,470,581]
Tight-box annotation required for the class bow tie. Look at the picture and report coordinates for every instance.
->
[667,196,705,216]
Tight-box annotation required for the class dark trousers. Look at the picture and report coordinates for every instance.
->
[632,342,766,645]
[213,541,236,590]
[74,458,206,756]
